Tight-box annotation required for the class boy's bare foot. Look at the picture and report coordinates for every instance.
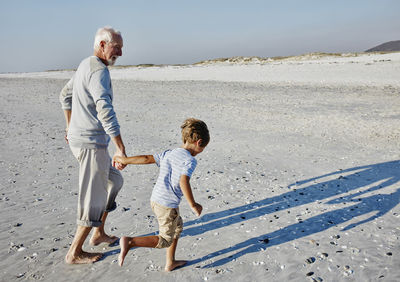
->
[165,260,187,272]
[89,234,118,246]
[118,236,131,267]
[65,251,102,264]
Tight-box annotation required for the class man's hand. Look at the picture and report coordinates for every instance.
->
[113,150,127,170]
[111,135,126,170]
[63,110,71,144]
[113,155,128,165]
[191,202,203,216]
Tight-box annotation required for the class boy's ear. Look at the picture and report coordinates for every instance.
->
[196,139,203,147]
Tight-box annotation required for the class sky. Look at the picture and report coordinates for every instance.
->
[1,0,399,73]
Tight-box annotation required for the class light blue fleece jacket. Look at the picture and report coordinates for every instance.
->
[59,56,120,148]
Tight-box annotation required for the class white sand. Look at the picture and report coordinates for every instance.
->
[2,52,400,87]
[1,52,400,281]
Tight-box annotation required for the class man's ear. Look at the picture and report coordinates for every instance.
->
[196,139,203,147]
[100,40,106,50]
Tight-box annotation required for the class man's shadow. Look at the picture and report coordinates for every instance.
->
[181,160,400,268]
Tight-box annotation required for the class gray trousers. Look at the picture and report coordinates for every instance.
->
[70,146,123,227]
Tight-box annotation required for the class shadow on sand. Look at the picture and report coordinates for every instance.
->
[181,160,400,268]
[102,161,400,268]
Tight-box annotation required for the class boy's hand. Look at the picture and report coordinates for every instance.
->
[191,203,203,216]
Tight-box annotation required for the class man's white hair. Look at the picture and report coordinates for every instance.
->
[93,26,122,50]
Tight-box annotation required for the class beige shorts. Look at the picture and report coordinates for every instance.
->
[70,146,123,227]
[151,201,183,248]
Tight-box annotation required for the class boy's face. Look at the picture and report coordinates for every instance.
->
[184,139,208,156]
[193,145,205,156]
[191,140,207,156]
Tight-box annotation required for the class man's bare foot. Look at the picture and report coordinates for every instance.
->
[118,236,131,267]
[89,234,118,246]
[65,251,102,264]
[165,260,187,272]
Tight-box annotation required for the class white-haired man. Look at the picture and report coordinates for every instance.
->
[60,26,126,264]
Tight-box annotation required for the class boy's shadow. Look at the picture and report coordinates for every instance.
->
[181,160,400,268]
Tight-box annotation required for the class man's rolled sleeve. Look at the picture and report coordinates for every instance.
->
[59,76,74,110]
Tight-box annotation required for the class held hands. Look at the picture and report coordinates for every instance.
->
[113,151,127,170]
[112,155,126,165]
[191,202,203,216]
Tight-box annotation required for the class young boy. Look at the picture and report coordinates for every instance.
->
[113,118,210,271]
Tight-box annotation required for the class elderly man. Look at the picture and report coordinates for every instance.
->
[60,26,127,264]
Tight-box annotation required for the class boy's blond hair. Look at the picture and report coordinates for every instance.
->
[181,118,210,147]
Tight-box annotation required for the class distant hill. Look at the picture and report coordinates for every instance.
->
[365,40,400,52]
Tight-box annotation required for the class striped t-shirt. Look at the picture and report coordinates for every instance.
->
[150,148,197,208]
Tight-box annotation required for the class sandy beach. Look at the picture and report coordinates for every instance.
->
[1,52,400,281]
